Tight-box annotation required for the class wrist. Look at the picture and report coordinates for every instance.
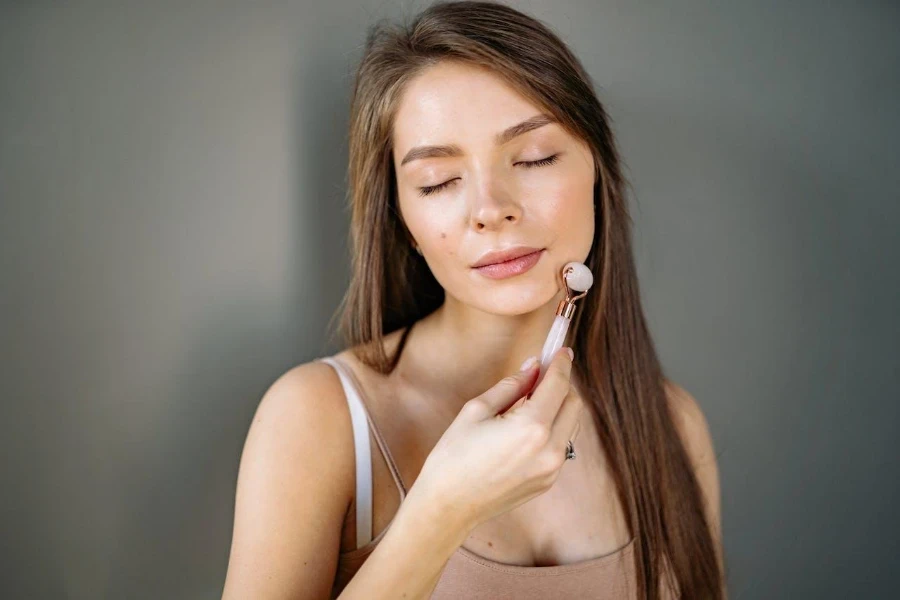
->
[401,485,475,548]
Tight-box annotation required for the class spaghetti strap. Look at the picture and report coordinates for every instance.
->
[327,355,409,499]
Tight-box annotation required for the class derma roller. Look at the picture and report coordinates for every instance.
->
[527,262,593,397]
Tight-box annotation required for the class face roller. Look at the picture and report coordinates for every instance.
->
[528,262,594,396]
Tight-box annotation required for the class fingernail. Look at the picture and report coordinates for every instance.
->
[519,356,538,371]
[565,347,574,360]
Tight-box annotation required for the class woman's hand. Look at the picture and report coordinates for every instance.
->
[411,346,583,532]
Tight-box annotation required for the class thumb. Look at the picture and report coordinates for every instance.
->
[466,356,540,419]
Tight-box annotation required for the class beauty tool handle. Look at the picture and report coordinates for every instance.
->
[527,261,593,396]
[533,314,571,389]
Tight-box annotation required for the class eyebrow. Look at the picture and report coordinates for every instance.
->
[399,113,557,167]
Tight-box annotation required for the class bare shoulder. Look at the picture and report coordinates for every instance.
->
[663,379,723,542]
[250,359,354,448]
[243,360,356,493]
[221,359,355,599]
[663,380,716,468]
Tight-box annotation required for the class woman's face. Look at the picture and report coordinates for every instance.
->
[392,61,596,315]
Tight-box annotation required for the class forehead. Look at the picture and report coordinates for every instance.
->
[392,61,545,152]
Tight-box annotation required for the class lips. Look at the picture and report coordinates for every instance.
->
[472,248,544,280]
[471,246,544,268]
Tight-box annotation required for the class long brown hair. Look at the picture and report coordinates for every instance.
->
[330,1,725,597]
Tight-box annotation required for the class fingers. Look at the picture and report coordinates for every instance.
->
[518,347,574,424]
[548,387,583,455]
[465,361,540,419]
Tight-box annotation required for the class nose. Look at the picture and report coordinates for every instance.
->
[469,187,522,232]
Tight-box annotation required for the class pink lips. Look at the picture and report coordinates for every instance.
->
[473,249,544,279]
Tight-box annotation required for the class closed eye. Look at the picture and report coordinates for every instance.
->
[418,178,458,197]
[516,153,561,169]
[417,153,562,197]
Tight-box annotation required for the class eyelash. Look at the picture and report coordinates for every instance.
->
[417,153,561,197]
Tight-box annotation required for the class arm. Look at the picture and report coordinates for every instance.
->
[221,362,353,599]
[337,485,471,600]
[221,361,473,600]
[664,380,725,592]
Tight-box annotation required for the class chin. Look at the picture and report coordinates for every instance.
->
[471,283,560,316]
[438,259,566,314]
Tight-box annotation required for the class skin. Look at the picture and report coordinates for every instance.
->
[392,61,597,406]
[354,60,622,565]
[220,60,723,598]
[337,60,721,565]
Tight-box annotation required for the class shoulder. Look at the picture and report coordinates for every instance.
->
[251,359,352,440]
[243,359,357,507]
[255,359,350,423]
[222,359,356,597]
[663,380,716,468]
[663,379,722,539]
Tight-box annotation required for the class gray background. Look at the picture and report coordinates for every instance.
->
[2,1,898,598]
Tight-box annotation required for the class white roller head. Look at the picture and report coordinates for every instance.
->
[563,262,593,292]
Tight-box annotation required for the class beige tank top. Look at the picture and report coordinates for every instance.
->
[319,355,638,599]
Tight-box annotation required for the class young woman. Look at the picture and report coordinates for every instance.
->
[222,2,725,598]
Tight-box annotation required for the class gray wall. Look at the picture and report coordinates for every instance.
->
[1,1,897,598]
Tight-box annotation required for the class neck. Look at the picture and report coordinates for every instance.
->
[405,287,570,409]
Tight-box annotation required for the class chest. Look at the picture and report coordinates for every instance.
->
[459,421,631,566]
[339,364,631,567]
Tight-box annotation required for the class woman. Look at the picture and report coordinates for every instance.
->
[222,1,725,598]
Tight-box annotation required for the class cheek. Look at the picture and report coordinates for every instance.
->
[402,199,444,242]
[408,205,458,255]
[538,176,594,237]
[438,232,456,256]
[439,232,456,257]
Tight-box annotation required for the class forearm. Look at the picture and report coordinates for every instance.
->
[337,487,472,600]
